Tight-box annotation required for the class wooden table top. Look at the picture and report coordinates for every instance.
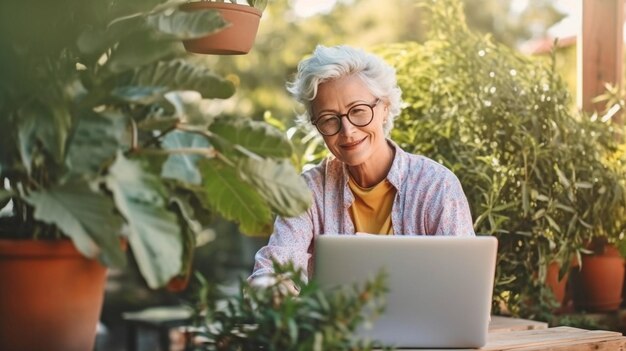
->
[481,326,626,350]
[488,316,548,333]
[128,309,625,351]
[399,316,626,351]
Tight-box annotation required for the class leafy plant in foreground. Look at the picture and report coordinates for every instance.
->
[187,262,391,351]
[0,0,311,288]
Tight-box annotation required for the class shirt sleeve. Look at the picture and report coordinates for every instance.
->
[248,208,315,283]
[431,174,476,237]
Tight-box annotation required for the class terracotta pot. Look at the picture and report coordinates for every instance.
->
[545,261,568,306]
[623,268,626,308]
[572,245,625,312]
[180,2,262,55]
[0,239,107,351]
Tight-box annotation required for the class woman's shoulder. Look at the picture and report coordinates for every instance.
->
[300,157,343,185]
[398,148,459,183]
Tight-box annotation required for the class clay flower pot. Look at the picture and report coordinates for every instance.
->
[545,261,568,306]
[572,244,625,312]
[181,2,262,55]
[0,239,107,351]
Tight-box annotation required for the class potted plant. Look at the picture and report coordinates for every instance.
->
[569,107,626,312]
[180,0,268,55]
[0,1,310,350]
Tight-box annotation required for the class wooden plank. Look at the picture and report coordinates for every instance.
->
[377,326,626,351]
[578,0,624,123]
[517,338,626,351]
[489,316,548,333]
[484,327,625,350]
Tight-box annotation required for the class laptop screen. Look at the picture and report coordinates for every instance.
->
[313,235,497,348]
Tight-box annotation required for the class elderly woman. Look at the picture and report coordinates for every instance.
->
[250,45,474,289]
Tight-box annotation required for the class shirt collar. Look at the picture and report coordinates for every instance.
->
[338,139,405,194]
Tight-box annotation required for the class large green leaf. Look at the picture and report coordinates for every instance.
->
[163,91,216,126]
[0,116,17,176]
[17,101,72,171]
[161,130,210,184]
[168,194,201,279]
[77,28,117,56]
[249,0,268,12]
[146,8,228,39]
[198,158,273,235]
[111,86,168,105]
[209,117,293,158]
[0,189,13,212]
[67,110,127,174]
[132,59,235,99]
[107,31,184,74]
[237,157,312,217]
[106,152,183,288]
[77,0,203,55]
[23,179,126,268]
[137,152,169,175]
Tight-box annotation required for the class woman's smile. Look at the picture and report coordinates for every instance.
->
[340,136,368,150]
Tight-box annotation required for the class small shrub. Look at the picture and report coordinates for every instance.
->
[187,262,391,351]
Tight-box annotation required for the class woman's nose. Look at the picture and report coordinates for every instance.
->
[340,116,355,135]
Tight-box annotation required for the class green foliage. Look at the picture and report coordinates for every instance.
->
[378,0,626,316]
[202,0,561,137]
[187,262,391,351]
[0,0,311,288]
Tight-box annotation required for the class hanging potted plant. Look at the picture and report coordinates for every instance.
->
[180,0,268,55]
[0,0,310,350]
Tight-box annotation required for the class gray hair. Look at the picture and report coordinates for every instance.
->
[287,45,403,136]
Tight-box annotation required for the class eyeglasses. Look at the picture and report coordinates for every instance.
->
[312,99,380,136]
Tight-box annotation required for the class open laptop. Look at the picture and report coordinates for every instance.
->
[313,235,497,349]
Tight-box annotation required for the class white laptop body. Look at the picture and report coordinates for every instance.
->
[313,235,497,349]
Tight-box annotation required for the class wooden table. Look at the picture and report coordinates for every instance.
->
[482,326,626,350]
[124,310,626,351]
[489,316,548,333]
[408,316,626,351]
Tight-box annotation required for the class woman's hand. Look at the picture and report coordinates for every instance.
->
[249,275,300,296]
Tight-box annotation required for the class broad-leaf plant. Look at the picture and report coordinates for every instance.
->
[0,0,311,288]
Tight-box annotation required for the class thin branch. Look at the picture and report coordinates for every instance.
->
[140,124,178,149]
[140,148,219,158]
[130,118,139,152]
[176,123,215,139]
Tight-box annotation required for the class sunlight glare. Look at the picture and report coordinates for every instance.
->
[292,0,338,18]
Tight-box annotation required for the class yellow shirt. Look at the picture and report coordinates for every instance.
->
[348,176,396,235]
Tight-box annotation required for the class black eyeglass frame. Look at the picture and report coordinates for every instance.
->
[312,98,381,136]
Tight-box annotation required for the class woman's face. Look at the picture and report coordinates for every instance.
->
[311,75,388,167]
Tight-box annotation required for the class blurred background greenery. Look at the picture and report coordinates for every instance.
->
[199,0,566,125]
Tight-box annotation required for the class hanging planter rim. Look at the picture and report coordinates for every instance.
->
[180,2,262,17]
